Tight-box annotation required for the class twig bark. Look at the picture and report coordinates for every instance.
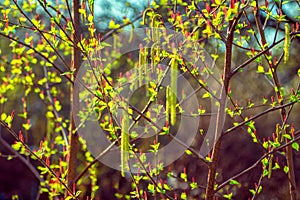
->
[205,18,234,200]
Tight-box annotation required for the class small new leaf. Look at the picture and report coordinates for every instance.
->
[292,142,299,151]
[229,179,240,185]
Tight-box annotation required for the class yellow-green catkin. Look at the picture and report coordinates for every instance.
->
[143,47,148,81]
[268,155,273,179]
[138,44,144,87]
[170,57,178,125]
[284,23,290,64]
[113,34,117,51]
[166,86,170,123]
[121,111,129,177]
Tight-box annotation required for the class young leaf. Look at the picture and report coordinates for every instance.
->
[292,142,299,151]
[229,179,240,185]
[257,65,264,73]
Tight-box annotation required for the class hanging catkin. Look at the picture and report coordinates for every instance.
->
[166,86,170,123]
[121,111,129,177]
[138,44,144,87]
[142,46,148,84]
[284,23,290,64]
[170,56,178,125]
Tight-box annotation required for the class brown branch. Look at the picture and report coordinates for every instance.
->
[205,16,231,200]
[205,2,248,197]
[254,3,296,199]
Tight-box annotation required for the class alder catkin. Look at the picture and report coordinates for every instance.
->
[142,47,148,83]
[170,57,178,125]
[121,111,129,177]
[284,23,290,64]
[166,86,170,123]
[138,44,143,87]
[268,155,273,179]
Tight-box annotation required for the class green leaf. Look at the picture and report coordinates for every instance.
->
[22,123,31,131]
[292,142,299,151]
[202,92,211,98]
[229,179,240,185]
[180,192,187,200]
[115,193,123,199]
[185,149,192,155]
[257,65,264,73]
[190,181,198,190]
[223,193,233,199]
[65,196,73,200]
[1,113,7,121]
[283,165,289,173]
[88,14,93,23]
[12,142,22,151]
[283,134,292,140]
[109,19,120,29]
[180,172,187,182]
[148,183,155,193]
[7,155,13,160]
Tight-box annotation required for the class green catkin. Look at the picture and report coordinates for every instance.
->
[128,24,134,43]
[138,44,143,87]
[113,34,117,51]
[142,8,153,25]
[170,57,178,125]
[143,47,148,84]
[121,111,129,177]
[151,14,161,42]
[151,42,158,71]
[166,86,170,123]
[268,155,273,179]
[284,23,290,64]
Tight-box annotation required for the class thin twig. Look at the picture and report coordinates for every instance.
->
[216,129,300,192]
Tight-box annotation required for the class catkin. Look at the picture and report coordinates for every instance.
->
[121,111,129,177]
[143,47,148,82]
[268,155,273,179]
[170,57,178,125]
[166,86,170,123]
[138,44,143,87]
[284,23,290,64]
